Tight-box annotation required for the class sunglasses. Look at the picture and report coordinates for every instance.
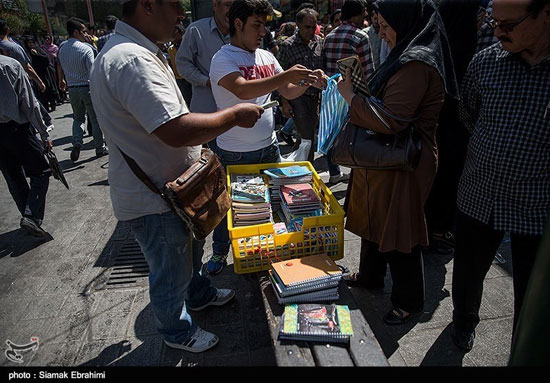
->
[484,12,532,33]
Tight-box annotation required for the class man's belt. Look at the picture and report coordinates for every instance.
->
[67,84,89,89]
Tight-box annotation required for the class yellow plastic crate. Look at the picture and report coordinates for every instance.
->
[227,161,345,274]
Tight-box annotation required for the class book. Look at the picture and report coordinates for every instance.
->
[269,270,340,298]
[272,284,339,304]
[279,304,353,344]
[230,173,272,227]
[271,254,342,287]
[337,55,370,97]
[263,165,312,179]
[280,183,319,205]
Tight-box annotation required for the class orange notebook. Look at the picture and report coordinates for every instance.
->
[271,254,342,287]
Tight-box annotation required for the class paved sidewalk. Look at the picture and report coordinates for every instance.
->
[0,103,514,367]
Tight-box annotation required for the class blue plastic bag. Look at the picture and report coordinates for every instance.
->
[318,74,349,155]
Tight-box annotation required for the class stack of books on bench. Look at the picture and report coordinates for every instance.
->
[279,303,353,344]
[269,254,343,304]
[263,165,313,213]
[230,174,272,227]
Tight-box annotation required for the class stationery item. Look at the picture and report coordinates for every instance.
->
[271,254,342,287]
[279,304,354,344]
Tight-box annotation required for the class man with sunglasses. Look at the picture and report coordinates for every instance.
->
[451,0,550,353]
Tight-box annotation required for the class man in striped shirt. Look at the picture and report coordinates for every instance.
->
[57,18,107,162]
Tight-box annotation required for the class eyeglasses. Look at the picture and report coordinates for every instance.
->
[484,12,532,33]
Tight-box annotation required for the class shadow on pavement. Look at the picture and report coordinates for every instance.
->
[0,229,54,259]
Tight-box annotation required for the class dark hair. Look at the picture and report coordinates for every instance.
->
[105,15,118,30]
[122,0,139,18]
[66,18,86,36]
[297,2,315,12]
[228,0,273,36]
[330,8,341,24]
[341,0,366,21]
[296,7,319,23]
[0,19,8,36]
[527,0,550,15]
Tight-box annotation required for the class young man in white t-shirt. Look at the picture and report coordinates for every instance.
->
[207,0,327,274]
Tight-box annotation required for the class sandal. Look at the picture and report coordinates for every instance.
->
[343,272,367,286]
[343,272,384,290]
[383,307,422,326]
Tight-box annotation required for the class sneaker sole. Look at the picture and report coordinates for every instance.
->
[164,337,219,353]
[20,222,47,237]
[189,290,235,312]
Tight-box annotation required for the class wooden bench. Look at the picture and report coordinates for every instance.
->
[257,271,389,367]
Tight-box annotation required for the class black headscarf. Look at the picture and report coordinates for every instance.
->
[368,0,459,99]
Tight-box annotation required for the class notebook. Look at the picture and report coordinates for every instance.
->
[269,270,340,297]
[279,304,353,344]
[271,254,342,287]
[337,55,370,97]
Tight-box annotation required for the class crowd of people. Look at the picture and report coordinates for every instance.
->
[1,0,548,359]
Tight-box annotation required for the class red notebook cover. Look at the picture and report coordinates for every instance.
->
[280,184,319,205]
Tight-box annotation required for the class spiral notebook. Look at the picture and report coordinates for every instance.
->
[279,304,353,344]
[269,269,341,297]
[269,270,340,301]
[271,254,342,288]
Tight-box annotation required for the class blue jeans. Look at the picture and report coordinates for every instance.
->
[281,117,295,135]
[326,147,341,176]
[127,211,216,343]
[67,86,104,150]
[212,142,281,256]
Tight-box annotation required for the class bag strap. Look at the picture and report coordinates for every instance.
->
[117,147,162,196]
[363,96,419,135]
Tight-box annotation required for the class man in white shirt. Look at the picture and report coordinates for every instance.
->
[89,0,264,353]
[207,0,326,274]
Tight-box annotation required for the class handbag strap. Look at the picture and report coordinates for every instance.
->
[363,96,419,135]
[117,147,162,196]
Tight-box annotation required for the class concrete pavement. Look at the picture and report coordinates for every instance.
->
[0,102,515,367]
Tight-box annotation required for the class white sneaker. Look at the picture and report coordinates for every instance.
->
[164,327,219,353]
[189,289,235,312]
[328,172,350,184]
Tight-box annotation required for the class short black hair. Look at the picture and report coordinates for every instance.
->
[296,7,319,24]
[105,15,118,30]
[330,8,341,24]
[67,18,87,36]
[229,0,273,37]
[341,0,366,21]
[0,19,8,36]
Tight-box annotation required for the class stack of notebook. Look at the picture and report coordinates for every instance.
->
[269,254,343,304]
[230,174,272,227]
[263,165,313,212]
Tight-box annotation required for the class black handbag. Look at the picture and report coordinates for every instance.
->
[331,97,422,171]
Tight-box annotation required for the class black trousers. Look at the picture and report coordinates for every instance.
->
[288,93,319,163]
[358,238,425,313]
[452,211,541,336]
[0,122,50,221]
[425,98,468,235]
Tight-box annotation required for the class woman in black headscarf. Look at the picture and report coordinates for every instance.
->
[24,36,60,112]
[337,0,458,325]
